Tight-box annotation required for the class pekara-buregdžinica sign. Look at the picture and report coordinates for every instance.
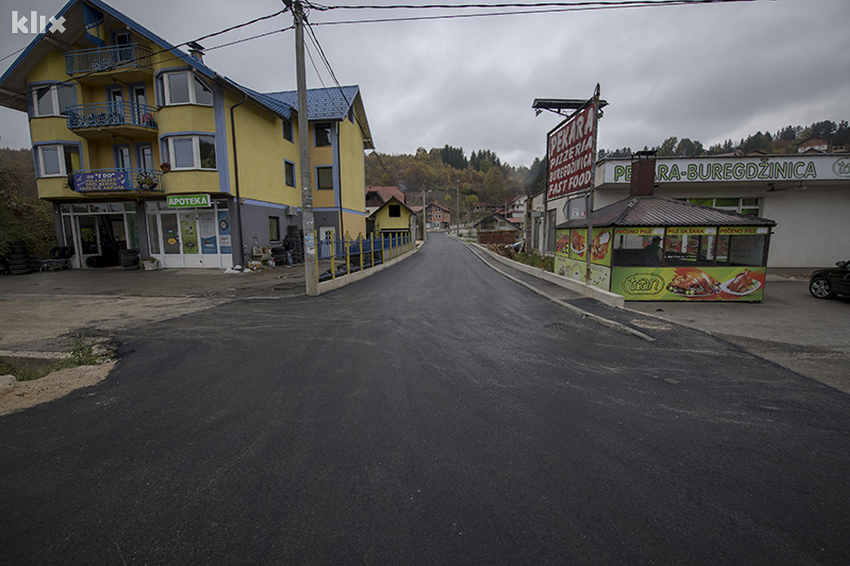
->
[605,155,850,185]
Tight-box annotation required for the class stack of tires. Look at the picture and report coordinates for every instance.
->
[119,248,141,270]
[287,225,304,264]
[49,246,74,260]
[270,246,288,266]
[6,241,34,275]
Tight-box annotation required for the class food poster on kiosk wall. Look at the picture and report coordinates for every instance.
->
[554,227,613,290]
[611,225,767,301]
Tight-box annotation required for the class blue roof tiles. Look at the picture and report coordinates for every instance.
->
[263,86,360,121]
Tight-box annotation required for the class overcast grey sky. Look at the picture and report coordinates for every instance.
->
[1,0,848,168]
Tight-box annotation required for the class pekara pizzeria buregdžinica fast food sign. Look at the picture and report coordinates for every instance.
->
[605,155,850,185]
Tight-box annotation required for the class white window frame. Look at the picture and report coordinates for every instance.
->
[31,84,76,117]
[161,135,217,171]
[36,144,80,178]
[159,71,213,107]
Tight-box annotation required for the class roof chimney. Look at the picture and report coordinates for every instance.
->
[187,41,205,63]
[630,150,657,197]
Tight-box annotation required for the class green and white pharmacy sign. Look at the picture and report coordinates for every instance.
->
[167,194,211,209]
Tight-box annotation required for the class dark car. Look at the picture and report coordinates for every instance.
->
[809,260,850,299]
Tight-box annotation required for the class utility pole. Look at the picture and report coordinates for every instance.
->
[285,0,317,295]
[421,187,427,242]
[455,182,460,237]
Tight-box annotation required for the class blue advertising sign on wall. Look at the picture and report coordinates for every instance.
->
[218,210,231,254]
[74,170,130,192]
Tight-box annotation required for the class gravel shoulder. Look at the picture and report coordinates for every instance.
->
[0,295,229,416]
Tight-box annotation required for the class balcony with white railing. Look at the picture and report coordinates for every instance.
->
[66,102,157,139]
[71,168,163,193]
[65,44,153,77]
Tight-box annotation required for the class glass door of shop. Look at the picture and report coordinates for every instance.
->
[77,216,102,267]
[146,202,231,269]
[158,212,204,267]
[161,212,182,267]
[179,212,202,267]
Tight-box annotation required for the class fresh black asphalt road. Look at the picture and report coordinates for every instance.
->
[1,232,848,565]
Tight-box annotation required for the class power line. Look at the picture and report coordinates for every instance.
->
[205,27,294,52]
[310,0,755,9]
[307,0,757,25]
[303,19,405,190]
[187,8,288,45]
[0,47,26,64]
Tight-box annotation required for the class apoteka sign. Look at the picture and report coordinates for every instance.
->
[167,194,211,208]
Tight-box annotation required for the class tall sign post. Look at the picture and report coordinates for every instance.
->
[585,85,601,285]
[545,84,601,284]
[285,0,318,295]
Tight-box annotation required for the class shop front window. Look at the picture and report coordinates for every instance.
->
[716,233,768,267]
[664,231,717,268]
[613,229,665,267]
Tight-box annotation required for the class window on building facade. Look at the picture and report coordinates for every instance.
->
[389,204,401,218]
[36,144,80,177]
[316,166,333,190]
[159,71,213,106]
[282,119,293,142]
[161,135,216,170]
[682,197,761,217]
[269,216,280,242]
[315,123,331,147]
[31,84,76,117]
[285,161,295,187]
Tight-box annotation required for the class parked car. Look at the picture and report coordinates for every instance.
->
[809,260,850,299]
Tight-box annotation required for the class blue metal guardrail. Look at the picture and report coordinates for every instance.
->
[317,232,413,282]
[65,44,153,75]
[71,168,163,192]
[66,102,157,130]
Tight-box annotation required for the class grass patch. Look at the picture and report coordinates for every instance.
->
[514,252,554,272]
[0,335,106,382]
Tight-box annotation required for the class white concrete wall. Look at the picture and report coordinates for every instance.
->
[761,186,849,268]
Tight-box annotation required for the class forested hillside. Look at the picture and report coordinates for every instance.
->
[600,119,849,159]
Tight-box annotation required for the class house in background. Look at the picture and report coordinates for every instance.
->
[796,137,830,153]
[426,202,451,230]
[367,196,414,239]
[365,185,405,216]
[504,194,527,227]
[0,0,373,269]
[475,212,520,245]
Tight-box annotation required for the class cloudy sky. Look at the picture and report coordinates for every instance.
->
[1,0,848,168]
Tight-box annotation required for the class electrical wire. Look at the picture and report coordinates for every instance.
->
[187,8,288,45]
[309,0,756,9]
[303,19,405,190]
[306,0,758,26]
